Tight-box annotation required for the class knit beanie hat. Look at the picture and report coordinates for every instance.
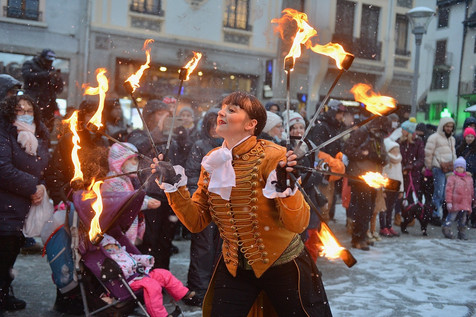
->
[283,110,305,128]
[463,127,476,138]
[454,157,466,170]
[263,111,282,133]
[401,120,417,134]
[416,123,426,133]
[108,142,138,174]
[178,106,194,118]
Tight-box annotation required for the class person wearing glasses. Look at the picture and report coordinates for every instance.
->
[0,95,49,314]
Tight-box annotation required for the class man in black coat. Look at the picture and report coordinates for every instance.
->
[22,49,63,130]
[344,116,389,250]
[310,99,347,222]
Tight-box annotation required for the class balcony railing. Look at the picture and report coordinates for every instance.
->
[129,1,164,17]
[332,34,382,61]
[4,6,42,21]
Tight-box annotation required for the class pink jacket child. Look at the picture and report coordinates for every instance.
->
[101,234,194,317]
[443,157,474,239]
[102,143,161,244]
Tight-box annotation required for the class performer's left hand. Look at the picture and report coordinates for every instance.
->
[279,150,298,172]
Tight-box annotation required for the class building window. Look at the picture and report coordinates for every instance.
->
[286,0,305,12]
[437,6,449,28]
[130,0,163,16]
[431,69,450,90]
[224,0,251,31]
[357,4,381,60]
[397,0,412,8]
[435,40,447,65]
[5,0,41,21]
[333,0,356,50]
[395,14,409,56]
[474,69,476,92]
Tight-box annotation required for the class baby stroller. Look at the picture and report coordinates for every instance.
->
[72,189,183,317]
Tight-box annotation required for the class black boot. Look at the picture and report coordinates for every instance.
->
[53,287,84,315]
[2,287,26,311]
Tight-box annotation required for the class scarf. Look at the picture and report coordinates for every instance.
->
[201,136,250,200]
[454,171,466,177]
[388,152,402,165]
[13,120,38,156]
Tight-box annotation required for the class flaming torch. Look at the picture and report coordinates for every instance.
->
[164,51,202,159]
[82,179,104,244]
[272,8,354,150]
[288,173,356,267]
[305,83,398,157]
[83,68,108,131]
[63,111,83,183]
[123,39,160,159]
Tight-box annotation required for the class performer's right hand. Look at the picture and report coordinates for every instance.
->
[151,155,181,185]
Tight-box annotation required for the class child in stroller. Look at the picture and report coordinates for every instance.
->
[100,234,195,317]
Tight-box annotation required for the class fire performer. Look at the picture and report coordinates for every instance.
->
[152,92,332,316]
[343,116,390,251]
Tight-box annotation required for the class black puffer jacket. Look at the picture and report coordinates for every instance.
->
[309,110,344,157]
[185,109,222,194]
[0,117,49,236]
[344,117,389,178]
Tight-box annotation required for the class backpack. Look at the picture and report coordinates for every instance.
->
[41,207,78,294]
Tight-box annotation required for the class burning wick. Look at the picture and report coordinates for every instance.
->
[82,179,104,242]
[83,68,109,131]
[124,39,154,94]
[359,172,390,189]
[63,111,83,183]
[179,51,202,81]
[351,83,396,116]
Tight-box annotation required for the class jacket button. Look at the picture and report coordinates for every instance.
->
[251,174,258,180]
[233,233,239,238]
[260,153,265,158]
[226,203,232,208]
[259,244,265,250]
[251,198,258,203]
[251,206,258,211]
[256,159,262,165]
[254,232,261,237]
[251,190,257,196]
[262,251,268,257]
[252,166,259,172]
[262,258,269,264]
[257,238,263,243]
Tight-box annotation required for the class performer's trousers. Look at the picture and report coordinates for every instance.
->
[210,249,332,317]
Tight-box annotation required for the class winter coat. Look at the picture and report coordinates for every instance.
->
[398,136,425,193]
[174,125,199,167]
[185,109,222,195]
[455,117,476,148]
[21,57,63,120]
[424,117,456,169]
[445,172,474,213]
[309,110,344,156]
[102,234,154,279]
[456,142,476,182]
[0,74,21,100]
[0,117,49,236]
[45,129,109,205]
[127,128,179,202]
[343,124,388,178]
[165,136,310,278]
[383,138,404,192]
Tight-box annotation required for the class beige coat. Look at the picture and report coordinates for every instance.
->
[424,117,456,169]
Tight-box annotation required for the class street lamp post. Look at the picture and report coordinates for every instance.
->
[407,7,435,118]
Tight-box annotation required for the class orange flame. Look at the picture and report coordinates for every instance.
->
[83,68,109,129]
[316,223,344,259]
[359,172,390,189]
[125,39,154,93]
[82,179,104,241]
[63,111,83,183]
[182,51,202,81]
[351,83,396,116]
[272,8,352,70]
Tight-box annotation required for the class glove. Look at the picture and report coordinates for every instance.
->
[154,161,181,185]
[273,162,299,192]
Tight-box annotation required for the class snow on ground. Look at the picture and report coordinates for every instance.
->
[5,204,476,316]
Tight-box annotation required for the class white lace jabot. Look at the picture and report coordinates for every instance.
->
[201,136,250,200]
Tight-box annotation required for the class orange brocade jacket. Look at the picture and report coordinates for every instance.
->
[165,136,310,278]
